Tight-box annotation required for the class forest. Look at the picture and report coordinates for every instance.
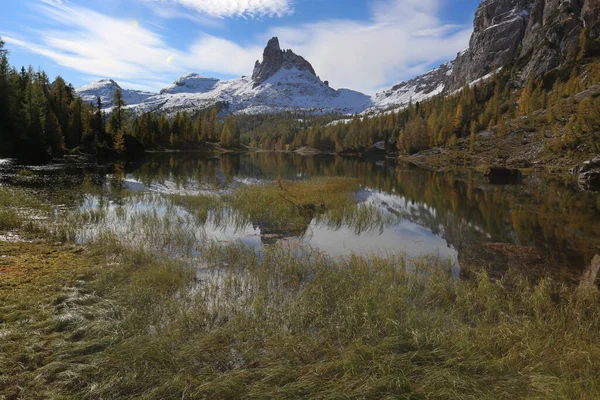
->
[2,30,600,162]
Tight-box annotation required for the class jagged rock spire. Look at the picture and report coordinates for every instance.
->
[251,37,317,87]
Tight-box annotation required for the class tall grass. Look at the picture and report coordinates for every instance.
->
[2,180,600,398]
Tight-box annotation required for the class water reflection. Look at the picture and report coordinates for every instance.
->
[1,152,599,279]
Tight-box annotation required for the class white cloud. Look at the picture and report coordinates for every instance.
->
[3,0,472,95]
[267,0,472,93]
[142,0,294,18]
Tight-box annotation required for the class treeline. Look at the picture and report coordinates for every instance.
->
[0,38,100,158]
[222,29,600,155]
[126,109,241,149]
[3,27,600,160]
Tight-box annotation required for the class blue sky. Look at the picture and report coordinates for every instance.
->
[0,0,480,94]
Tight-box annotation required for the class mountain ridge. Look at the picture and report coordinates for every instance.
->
[76,0,600,116]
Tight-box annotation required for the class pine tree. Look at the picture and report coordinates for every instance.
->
[45,109,64,155]
[109,87,125,135]
[68,97,83,148]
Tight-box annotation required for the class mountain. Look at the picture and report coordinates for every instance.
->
[370,61,454,111]
[76,37,373,116]
[76,0,600,116]
[372,0,600,110]
[159,73,220,95]
[77,79,154,109]
[251,37,317,87]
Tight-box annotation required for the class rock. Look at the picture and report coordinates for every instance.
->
[251,37,317,87]
[573,156,600,191]
[578,170,600,191]
[12,138,53,165]
[485,166,523,184]
[404,0,600,96]
[446,0,532,91]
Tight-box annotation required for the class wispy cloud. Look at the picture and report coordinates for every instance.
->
[268,0,471,93]
[3,0,471,94]
[142,0,295,19]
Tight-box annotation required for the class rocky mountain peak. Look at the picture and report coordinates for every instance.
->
[251,37,317,87]
[446,0,600,91]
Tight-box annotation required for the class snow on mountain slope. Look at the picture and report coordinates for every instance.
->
[159,73,220,95]
[77,79,154,109]
[121,67,372,116]
[75,37,458,117]
[369,61,454,112]
[76,37,373,116]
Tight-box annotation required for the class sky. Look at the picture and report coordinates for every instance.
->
[0,0,480,95]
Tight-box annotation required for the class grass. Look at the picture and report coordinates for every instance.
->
[176,177,395,236]
[1,182,600,398]
[0,186,51,233]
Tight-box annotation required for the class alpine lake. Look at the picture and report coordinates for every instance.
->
[1,151,599,282]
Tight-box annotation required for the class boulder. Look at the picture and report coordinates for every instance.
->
[573,156,600,191]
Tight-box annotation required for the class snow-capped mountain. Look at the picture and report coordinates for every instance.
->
[76,37,373,116]
[77,79,154,108]
[159,73,220,95]
[370,61,454,112]
[75,0,600,118]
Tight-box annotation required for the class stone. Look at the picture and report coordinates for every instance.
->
[446,0,532,91]
[443,0,600,90]
[573,156,600,191]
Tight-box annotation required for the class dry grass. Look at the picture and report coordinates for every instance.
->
[1,183,600,399]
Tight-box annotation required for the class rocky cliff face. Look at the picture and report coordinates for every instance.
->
[447,0,600,90]
[251,37,317,87]
[446,0,532,91]
[518,0,600,78]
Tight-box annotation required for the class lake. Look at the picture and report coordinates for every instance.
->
[1,151,599,281]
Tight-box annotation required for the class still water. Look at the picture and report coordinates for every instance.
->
[1,151,599,280]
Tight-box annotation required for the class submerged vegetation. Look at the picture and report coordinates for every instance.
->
[1,173,600,398]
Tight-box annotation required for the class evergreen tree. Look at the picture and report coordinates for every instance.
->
[108,87,125,135]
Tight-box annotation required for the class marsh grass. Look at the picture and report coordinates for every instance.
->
[0,187,52,233]
[175,177,397,237]
[2,180,600,398]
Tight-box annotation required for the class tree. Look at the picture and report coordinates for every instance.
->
[45,109,64,155]
[114,130,126,153]
[68,98,83,148]
[108,87,125,135]
[220,116,239,148]
[94,96,103,146]
[469,121,477,153]
[195,113,206,143]
[209,109,218,141]
[0,37,12,143]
